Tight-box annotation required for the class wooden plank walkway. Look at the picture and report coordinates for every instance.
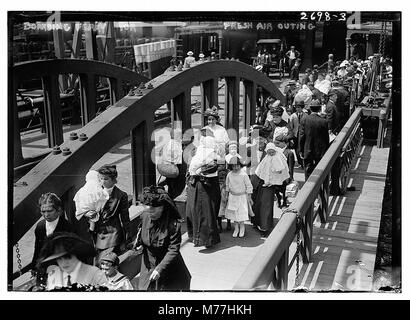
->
[296,144,389,291]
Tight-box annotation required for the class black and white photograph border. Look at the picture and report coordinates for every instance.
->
[2,0,408,302]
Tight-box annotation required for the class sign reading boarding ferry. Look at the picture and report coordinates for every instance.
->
[223,21,316,31]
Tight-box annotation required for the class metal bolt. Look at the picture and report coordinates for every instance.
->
[79,133,88,141]
[136,90,143,96]
[128,90,135,96]
[139,82,146,89]
[69,132,78,140]
[147,83,154,89]
[52,146,62,155]
[62,147,72,156]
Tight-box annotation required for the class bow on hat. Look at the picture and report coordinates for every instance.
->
[271,105,284,117]
[203,106,220,119]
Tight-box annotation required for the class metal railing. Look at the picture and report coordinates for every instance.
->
[233,107,363,290]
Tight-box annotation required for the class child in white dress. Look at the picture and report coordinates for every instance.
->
[73,170,109,232]
[255,142,290,187]
[225,156,254,238]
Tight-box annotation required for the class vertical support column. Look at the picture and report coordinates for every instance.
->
[301,205,314,263]
[108,77,122,105]
[243,80,256,132]
[345,37,351,61]
[224,76,240,138]
[41,75,63,147]
[200,78,218,127]
[52,26,68,91]
[131,119,156,204]
[218,33,223,59]
[172,89,192,135]
[12,78,24,166]
[79,73,97,125]
[275,249,289,290]
[84,23,97,60]
[365,34,371,58]
[71,23,83,59]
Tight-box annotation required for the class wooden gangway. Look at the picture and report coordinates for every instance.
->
[11,57,391,291]
[179,143,389,291]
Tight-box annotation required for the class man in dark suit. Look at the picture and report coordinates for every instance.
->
[299,99,330,180]
[32,193,73,268]
[288,101,308,168]
[325,90,341,135]
[94,165,130,261]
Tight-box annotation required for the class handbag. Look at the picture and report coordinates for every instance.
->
[118,226,142,280]
[157,163,179,178]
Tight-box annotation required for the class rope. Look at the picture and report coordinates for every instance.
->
[15,243,23,277]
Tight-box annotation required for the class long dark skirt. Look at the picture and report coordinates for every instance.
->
[185,176,221,247]
[251,178,275,232]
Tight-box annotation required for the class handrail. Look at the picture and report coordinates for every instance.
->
[13,58,149,84]
[13,60,284,245]
[233,107,363,290]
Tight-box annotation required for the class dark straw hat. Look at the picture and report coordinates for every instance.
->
[203,106,220,119]
[38,232,96,264]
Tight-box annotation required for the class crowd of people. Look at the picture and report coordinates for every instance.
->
[27,46,392,292]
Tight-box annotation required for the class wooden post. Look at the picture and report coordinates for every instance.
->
[224,76,240,137]
[301,205,313,263]
[41,75,63,147]
[131,119,156,203]
[71,23,83,59]
[243,80,256,132]
[318,175,330,223]
[79,73,97,125]
[330,157,341,195]
[84,24,97,60]
[52,27,68,91]
[172,89,192,136]
[200,78,218,127]
[12,78,24,166]
[108,77,122,105]
[345,37,351,61]
[275,248,289,290]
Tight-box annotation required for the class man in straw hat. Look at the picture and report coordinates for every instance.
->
[299,99,330,180]
[36,232,107,290]
[184,50,196,68]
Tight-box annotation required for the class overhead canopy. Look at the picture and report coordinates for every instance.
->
[257,39,281,45]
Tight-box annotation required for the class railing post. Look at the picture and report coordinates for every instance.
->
[330,156,342,195]
[243,80,256,132]
[225,76,239,138]
[275,248,289,290]
[318,175,330,223]
[41,74,63,147]
[301,205,314,263]
[79,73,97,125]
[131,119,156,204]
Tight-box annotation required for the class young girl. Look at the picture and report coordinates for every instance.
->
[73,170,109,232]
[255,143,290,187]
[225,156,253,238]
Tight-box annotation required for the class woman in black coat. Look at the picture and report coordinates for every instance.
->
[137,186,191,291]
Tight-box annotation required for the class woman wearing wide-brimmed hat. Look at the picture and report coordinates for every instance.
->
[136,186,191,290]
[36,232,107,290]
[185,134,221,248]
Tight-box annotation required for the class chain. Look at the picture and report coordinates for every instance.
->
[281,208,302,288]
[15,243,23,276]
[295,213,302,288]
